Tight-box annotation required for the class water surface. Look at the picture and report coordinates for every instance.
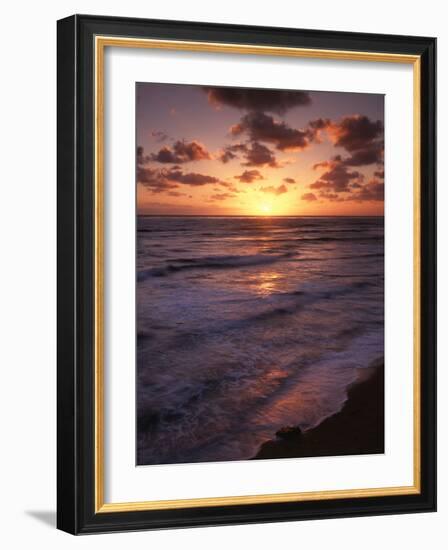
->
[136,216,384,465]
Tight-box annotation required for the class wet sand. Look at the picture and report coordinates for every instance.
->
[254,362,384,460]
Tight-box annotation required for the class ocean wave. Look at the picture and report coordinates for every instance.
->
[294,236,380,243]
[238,282,375,325]
[137,253,291,280]
[136,216,384,465]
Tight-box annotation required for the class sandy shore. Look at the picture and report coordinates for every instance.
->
[254,362,384,460]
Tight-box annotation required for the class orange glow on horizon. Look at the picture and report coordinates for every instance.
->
[259,203,273,215]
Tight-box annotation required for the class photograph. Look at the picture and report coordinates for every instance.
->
[136,83,385,466]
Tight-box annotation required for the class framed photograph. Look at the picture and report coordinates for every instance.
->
[57,14,436,534]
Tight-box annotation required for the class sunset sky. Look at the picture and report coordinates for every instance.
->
[136,83,384,216]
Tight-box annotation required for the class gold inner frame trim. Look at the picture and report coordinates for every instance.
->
[94,35,421,513]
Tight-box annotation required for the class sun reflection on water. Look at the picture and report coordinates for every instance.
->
[256,270,282,296]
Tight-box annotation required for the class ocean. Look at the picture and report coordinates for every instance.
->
[136,216,384,465]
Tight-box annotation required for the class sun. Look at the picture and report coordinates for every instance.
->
[259,203,272,215]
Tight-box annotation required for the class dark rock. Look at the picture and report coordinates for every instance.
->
[275,426,302,441]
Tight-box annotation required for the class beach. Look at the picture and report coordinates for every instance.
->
[254,362,384,459]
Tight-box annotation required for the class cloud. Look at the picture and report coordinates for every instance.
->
[342,145,383,166]
[234,169,264,183]
[283,177,296,184]
[219,181,240,193]
[138,201,229,215]
[137,147,179,193]
[218,143,248,163]
[137,147,221,192]
[166,191,188,197]
[328,115,383,152]
[259,184,288,196]
[219,141,280,167]
[348,178,384,202]
[209,192,237,201]
[318,191,342,201]
[230,111,314,151]
[301,192,317,201]
[151,130,168,143]
[137,168,179,193]
[311,115,384,167]
[308,118,331,130]
[315,179,384,203]
[164,167,220,186]
[307,114,385,202]
[312,159,332,170]
[151,146,178,163]
[242,141,279,167]
[307,118,332,143]
[310,155,363,193]
[137,145,149,165]
[309,161,384,203]
[151,140,211,163]
[204,87,311,114]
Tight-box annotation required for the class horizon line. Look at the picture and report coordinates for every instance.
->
[137,214,385,218]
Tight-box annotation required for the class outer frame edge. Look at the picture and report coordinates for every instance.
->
[57,14,436,534]
[57,14,79,535]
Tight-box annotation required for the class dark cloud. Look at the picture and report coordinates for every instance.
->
[230,112,313,151]
[315,179,384,203]
[137,170,179,194]
[309,160,384,202]
[349,178,384,202]
[218,143,248,163]
[137,145,149,165]
[137,146,220,192]
[204,87,311,114]
[329,115,383,152]
[242,141,279,167]
[219,141,280,167]
[151,146,178,163]
[165,167,220,186]
[151,130,168,143]
[307,114,385,202]
[219,150,236,164]
[166,191,188,197]
[137,147,179,193]
[234,169,264,183]
[309,118,331,131]
[301,192,318,201]
[138,170,179,193]
[283,177,296,184]
[342,142,383,166]
[307,118,332,144]
[151,140,211,163]
[310,156,363,193]
[259,184,288,196]
[312,115,384,167]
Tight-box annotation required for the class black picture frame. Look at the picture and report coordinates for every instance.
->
[57,14,436,534]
